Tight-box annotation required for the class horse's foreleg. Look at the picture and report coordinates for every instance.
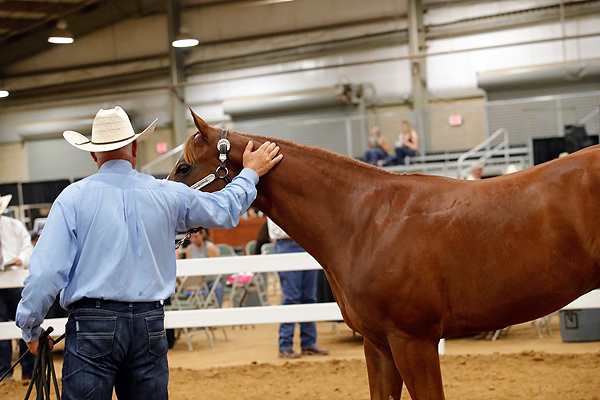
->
[364,337,403,400]
[388,335,445,400]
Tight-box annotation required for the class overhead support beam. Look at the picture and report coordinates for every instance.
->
[423,0,507,9]
[408,0,427,111]
[167,0,189,146]
[426,0,600,40]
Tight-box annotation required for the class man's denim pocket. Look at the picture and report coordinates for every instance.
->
[75,315,117,358]
[145,314,167,356]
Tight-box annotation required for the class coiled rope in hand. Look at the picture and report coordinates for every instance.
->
[0,327,65,400]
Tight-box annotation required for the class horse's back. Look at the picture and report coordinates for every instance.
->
[350,148,600,338]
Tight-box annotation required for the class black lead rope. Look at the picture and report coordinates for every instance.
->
[0,327,64,399]
[25,327,64,400]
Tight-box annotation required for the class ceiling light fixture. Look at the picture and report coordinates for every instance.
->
[172,27,199,48]
[48,20,74,44]
[0,80,8,98]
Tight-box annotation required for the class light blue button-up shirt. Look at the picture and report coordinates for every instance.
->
[16,159,259,342]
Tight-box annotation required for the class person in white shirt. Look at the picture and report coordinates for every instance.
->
[466,162,485,180]
[267,218,329,359]
[0,194,34,381]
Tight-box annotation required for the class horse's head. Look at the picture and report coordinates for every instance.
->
[168,109,245,191]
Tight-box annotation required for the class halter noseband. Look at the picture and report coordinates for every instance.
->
[190,129,233,190]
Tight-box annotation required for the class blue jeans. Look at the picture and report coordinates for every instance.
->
[0,288,34,378]
[363,148,388,165]
[385,146,416,165]
[206,280,224,308]
[62,299,169,400]
[275,240,318,351]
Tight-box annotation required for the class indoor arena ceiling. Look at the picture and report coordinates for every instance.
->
[0,0,166,68]
[1,0,600,71]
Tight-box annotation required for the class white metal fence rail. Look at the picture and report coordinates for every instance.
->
[0,253,334,340]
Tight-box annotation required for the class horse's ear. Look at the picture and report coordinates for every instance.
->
[189,108,210,142]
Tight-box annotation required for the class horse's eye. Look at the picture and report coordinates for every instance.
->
[176,164,191,175]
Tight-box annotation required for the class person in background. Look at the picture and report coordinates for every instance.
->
[466,161,485,180]
[185,229,224,307]
[254,221,270,255]
[0,194,34,383]
[30,231,41,247]
[267,218,329,359]
[245,207,259,218]
[363,126,390,165]
[382,120,419,166]
[15,106,282,400]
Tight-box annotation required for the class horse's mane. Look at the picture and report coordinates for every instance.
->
[241,133,399,175]
[182,130,422,178]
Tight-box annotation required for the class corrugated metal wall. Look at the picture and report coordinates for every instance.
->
[26,138,98,181]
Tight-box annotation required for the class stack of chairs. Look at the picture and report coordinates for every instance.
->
[222,241,270,308]
[166,274,228,351]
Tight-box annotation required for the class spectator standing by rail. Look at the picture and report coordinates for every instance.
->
[0,194,34,382]
[267,218,329,359]
[15,106,282,400]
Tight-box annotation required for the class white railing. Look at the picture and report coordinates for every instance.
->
[579,107,599,126]
[140,143,183,175]
[0,254,338,340]
[384,128,529,178]
[456,128,509,179]
[0,253,446,355]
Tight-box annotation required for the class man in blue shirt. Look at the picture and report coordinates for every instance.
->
[16,106,282,399]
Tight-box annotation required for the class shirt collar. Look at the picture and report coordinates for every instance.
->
[98,159,135,174]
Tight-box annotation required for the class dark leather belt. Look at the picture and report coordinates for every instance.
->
[71,297,163,310]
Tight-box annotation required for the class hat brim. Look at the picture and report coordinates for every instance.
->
[0,194,13,214]
[63,118,157,152]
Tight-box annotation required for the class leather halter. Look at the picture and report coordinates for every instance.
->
[190,129,232,190]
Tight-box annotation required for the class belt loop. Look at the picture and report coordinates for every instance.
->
[95,300,101,308]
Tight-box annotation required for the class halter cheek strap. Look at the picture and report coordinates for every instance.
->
[190,130,232,190]
[176,129,233,250]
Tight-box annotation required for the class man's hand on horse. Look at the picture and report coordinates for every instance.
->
[243,140,283,176]
[27,327,54,355]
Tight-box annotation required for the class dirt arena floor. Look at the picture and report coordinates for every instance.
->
[2,314,599,399]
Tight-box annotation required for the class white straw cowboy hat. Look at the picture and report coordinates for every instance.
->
[0,194,12,214]
[63,106,157,152]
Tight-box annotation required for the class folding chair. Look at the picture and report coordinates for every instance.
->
[245,240,257,255]
[166,275,228,350]
[228,272,270,307]
[215,243,237,257]
[224,243,271,307]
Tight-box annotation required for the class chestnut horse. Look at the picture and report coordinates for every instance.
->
[169,111,600,400]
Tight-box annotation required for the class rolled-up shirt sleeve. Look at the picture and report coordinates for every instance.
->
[16,198,77,342]
[178,168,259,232]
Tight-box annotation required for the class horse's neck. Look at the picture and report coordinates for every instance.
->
[245,137,392,264]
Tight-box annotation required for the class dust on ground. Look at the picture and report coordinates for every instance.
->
[2,315,599,399]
